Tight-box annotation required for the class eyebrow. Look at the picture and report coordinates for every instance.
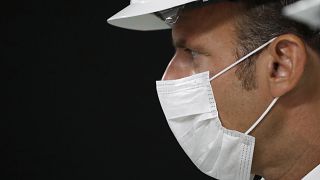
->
[172,37,207,54]
[172,37,187,49]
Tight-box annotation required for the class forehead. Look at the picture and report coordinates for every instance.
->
[172,2,242,47]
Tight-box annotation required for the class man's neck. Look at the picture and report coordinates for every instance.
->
[253,50,320,179]
[279,145,320,180]
[254,101,320,180]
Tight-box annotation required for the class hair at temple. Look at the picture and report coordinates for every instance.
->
[234,0,320,90]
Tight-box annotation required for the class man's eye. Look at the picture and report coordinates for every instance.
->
[191,50,199,58]
[185,48,199,59]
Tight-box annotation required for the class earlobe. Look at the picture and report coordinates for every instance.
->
[267,34,307,97]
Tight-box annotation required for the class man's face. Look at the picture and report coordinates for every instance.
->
[161,2,271,133]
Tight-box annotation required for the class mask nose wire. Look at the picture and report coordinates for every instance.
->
[209,37,277,81]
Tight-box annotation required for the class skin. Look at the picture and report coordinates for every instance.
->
[161,2,320,180]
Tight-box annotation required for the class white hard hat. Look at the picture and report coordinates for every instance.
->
[282,0,320,29]
[107,0,199,31]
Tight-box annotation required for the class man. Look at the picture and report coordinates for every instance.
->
[108,0,320,179]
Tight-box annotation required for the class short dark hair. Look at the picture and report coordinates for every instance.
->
[234,0,320,90]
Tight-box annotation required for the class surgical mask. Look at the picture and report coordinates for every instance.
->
[156,38,278,180]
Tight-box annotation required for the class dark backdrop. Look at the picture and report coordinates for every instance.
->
[3,0,215,179]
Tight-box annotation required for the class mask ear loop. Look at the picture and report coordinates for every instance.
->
[206,37,279,134]
[209,37,277,81]
[245,97,279,135]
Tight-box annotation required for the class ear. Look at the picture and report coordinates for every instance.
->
[267,34,307,97]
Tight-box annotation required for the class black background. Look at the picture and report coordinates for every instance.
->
[3,0,214,179]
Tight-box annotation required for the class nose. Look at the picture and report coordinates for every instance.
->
[162,53,195,80]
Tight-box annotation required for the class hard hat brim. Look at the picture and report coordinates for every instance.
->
[107,0,197,31]
[282,0,320,29]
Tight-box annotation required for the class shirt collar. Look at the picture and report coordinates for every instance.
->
[259,164,320,180]
[302,164,320,180]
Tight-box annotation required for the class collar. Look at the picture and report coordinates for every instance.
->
[302,164,320,180]
[258,164,320,180]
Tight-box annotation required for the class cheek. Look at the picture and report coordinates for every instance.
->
[210,69,250,130]
[193,57,216,74]
[210,69,269,133]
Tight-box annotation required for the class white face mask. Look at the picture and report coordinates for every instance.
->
[156,38,279,180]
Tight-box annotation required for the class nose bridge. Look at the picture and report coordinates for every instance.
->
[162,53,194,80]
